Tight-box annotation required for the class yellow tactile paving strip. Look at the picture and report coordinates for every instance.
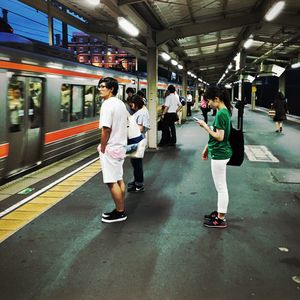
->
[0,161,100,243]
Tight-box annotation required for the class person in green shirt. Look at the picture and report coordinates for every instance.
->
[196,86,232,228]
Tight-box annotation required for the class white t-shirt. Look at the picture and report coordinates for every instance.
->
[133,106,150,135]
[164,93,182,113]
[187,94,193,102]
[99,97,127,158]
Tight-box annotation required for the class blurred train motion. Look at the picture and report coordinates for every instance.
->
[0,44,193,182]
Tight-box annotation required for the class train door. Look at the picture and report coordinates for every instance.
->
[5,76,43,177]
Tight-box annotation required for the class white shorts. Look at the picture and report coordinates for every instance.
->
[99,152,124,183]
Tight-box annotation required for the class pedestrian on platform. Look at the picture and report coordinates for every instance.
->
[200,93,209,123]
[196,86,232,228]
[125,87,135,112]
[158,85,182,146]
[273,91,288,133]
[97,77,128,223]
[137,90,147,106]
[186,91,193,116]
[127,94,150,192]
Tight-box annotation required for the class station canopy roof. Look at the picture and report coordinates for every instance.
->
[20,0,300,84]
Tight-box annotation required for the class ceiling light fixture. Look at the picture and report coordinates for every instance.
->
[244,37,254,49]
[87,0,100,5]
[177,64,183,70]
[117,17,139,37]
[171,59,178,66]
[160,52,171,61]
[291,62,300,69]
[265,1,285,21]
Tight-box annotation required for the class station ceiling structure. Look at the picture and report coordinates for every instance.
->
[20,0,300,84]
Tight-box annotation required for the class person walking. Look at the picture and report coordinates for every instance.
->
[196,86,232,228]
[273,91,288,133]
[127,94,150,192]
[158,85,182,146]
[98,77,128,223]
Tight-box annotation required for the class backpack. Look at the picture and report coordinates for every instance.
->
[227,124,244,166]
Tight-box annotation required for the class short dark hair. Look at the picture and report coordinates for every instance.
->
[167,85,176,93]
[204,86,232,115]
[126,87,135,94]
[128,94,144,110]
[98,77,119,96]
[137,90,145,98]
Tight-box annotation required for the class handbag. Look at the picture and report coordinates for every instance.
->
[157,118,163,131]
[227,123,244,166]
[126,138,147,158]
[127,114,143,145]
[268,109,276,117]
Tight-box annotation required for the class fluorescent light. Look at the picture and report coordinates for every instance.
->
[171,59,178,66]
[87,0,100,5]
[177,64,183,70]
[265,1,285,21]
[244,37,254,49]
[160,52,171,61]
[187,71,191,75]
[291,62,300,69]
[21,60,38,65]
[117,17,139,37]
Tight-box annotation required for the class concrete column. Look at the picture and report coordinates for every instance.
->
[182,70,187,121]
[238,50,246,100]
[47,0,53,46]
[194,82,199,112]
[147,46,158,149]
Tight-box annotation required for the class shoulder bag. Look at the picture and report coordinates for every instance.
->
[227,123,244,166]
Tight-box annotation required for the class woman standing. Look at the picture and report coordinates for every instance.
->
[127,95,150,192]
[273,91,288,133]
[196,86,232,228]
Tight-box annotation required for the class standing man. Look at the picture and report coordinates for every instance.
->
[186,91,193,117]
[98,77,128,223]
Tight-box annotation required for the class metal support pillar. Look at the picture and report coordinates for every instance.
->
[147,46,158,149]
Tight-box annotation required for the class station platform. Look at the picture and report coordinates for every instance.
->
[0,106,300,300]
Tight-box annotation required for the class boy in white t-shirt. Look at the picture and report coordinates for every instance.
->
[98,77,128,223]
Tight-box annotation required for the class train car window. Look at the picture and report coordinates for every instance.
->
[95,90,102,117]
[157,89,165,105]
[71,85,84,121]
[117,84,125,101]
[84,86,95,118]
[60,84,71,122]
[28,81,42,129]
[7,81,25,132]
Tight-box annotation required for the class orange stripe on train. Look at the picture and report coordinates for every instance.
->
[0,61,133,83]
[0,143,9,159]
[44,122,99,145]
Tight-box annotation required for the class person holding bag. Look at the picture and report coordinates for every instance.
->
[196,86,232,228]
[127,95,150,192]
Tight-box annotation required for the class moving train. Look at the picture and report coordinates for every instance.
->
[0,43,192,182]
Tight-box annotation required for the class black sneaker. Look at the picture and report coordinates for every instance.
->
[102,209,116,218]
[101,210,127,223]
[127,181,135,188]
[204,217,228,228]
[127,184,145,193]
[204,210,218,220]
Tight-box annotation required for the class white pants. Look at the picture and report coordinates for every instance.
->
[211,159,230,214]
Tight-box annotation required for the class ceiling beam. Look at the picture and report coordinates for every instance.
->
[118,0,145,5]
[156,13,260,45]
